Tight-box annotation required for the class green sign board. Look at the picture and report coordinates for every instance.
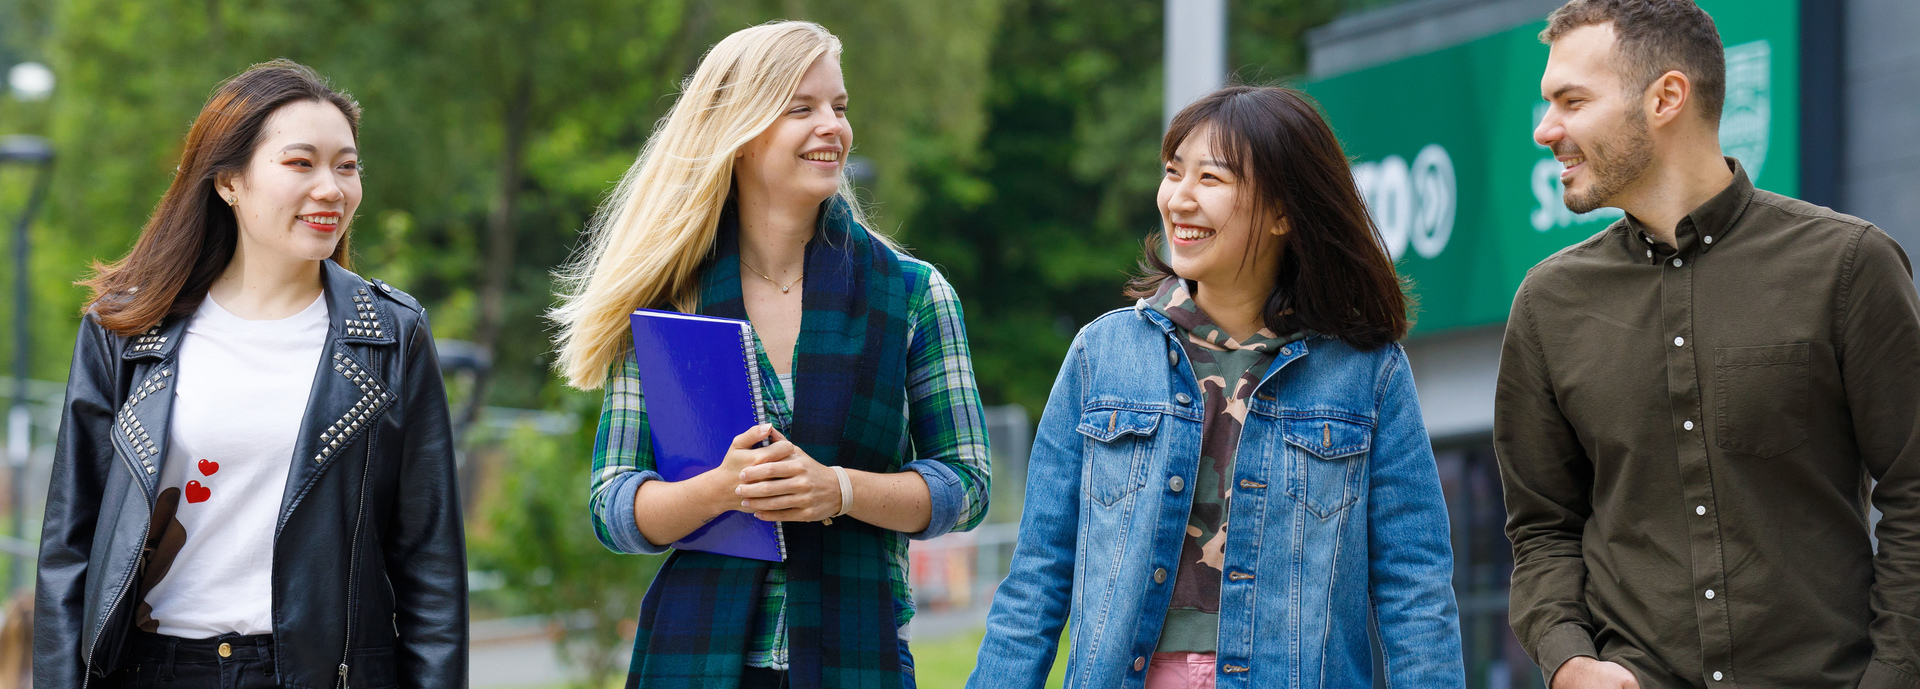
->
[1305,0,1801,334]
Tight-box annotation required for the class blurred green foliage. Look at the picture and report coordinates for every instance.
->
[471,409,657,687]
[0,0,1339,413]
[909,0,1342,411]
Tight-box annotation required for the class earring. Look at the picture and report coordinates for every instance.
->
[223,196,236,206]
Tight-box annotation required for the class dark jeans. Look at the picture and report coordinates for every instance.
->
[99,631,280,689]
[739,637,917,689]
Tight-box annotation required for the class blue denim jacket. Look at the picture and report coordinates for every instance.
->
[969,304,1463,688]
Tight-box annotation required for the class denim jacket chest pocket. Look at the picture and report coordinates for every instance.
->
[1280,415,1373,518]
[1077,408,1161,505]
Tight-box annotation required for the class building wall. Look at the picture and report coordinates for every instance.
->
[1841,0,1920,248]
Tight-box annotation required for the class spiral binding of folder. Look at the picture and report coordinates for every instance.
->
[738,324,788,557]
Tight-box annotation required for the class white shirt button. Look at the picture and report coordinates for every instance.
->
[1684,420,1694,430]
[1704,236,1714,245]
[1697,505,1707,515]
[1673,258,1684,267]
[1705,589,1716,599]
[1714,671,1724,681]
[1675,337,1685,347]
[1646,249,1654,258]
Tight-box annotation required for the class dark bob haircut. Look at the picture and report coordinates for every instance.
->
[81,59,362,336]
[1127,85,1412,350]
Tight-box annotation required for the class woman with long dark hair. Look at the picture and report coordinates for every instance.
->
[36,60,466,688]
[969,85,1463,688]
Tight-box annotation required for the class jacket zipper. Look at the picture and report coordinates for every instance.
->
[83,450,153,688]
[336,427,375,688]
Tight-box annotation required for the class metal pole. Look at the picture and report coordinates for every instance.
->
[1164,0,1228,129]
[3,136,54,592]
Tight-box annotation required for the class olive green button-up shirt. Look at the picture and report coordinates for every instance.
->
[1495,161,1920,689]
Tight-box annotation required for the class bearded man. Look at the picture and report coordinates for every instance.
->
[1493,1,1920,689]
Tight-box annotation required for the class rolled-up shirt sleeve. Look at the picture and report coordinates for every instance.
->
[588,354,672,555]
[899,267,992,540]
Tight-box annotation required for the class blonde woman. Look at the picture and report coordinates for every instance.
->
[551,21,990,689]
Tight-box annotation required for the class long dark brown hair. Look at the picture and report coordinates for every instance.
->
[81,59,363,336]
[1127,85,1412,350]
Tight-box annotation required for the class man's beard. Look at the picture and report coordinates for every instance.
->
[1562,111,1653,214]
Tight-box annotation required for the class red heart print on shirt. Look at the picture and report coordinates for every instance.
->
[198,459,219,476]
[185,481,210,504]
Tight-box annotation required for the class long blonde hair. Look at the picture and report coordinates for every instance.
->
[551,21,867,389]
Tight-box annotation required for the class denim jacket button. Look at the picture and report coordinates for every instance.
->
[1168,349,1179,366]
[1154,567,1167,583]
[1168,475,1184,493]
[1175,392,1193,405]
[1134,657,1146,671]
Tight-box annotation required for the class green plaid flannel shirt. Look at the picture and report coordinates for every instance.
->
[588,254,992,670]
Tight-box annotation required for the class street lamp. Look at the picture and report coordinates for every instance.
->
[1,135,53,591]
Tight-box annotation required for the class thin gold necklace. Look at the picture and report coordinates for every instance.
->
[739,258,803,293]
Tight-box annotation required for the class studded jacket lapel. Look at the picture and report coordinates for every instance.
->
[111,359,176,498]
[278,262,399,529]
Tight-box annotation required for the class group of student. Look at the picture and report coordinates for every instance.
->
[28,0,1920,687]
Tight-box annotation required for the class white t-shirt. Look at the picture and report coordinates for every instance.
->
[143,293,328,638]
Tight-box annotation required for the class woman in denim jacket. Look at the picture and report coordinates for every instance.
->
[970,86,1464,689]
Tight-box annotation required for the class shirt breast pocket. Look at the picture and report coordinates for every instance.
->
[1077,408,1161,506]
[1713,343,1810,458]
[1282,415,1373,518]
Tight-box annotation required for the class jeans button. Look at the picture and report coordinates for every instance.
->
[218,642,232,658]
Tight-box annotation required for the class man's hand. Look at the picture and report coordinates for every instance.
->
[1552,657,1638,689]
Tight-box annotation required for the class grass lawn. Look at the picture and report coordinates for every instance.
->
[912,626,1068,689]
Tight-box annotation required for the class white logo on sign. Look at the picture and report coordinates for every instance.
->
[1721,40,1771,181]
[1353,144,1455,260]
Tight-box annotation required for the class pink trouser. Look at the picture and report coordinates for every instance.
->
[1144,652,1217,689]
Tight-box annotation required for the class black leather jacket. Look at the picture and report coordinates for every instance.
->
[35,261,467,688]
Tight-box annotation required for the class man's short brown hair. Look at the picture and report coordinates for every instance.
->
[1541,0,1726,126]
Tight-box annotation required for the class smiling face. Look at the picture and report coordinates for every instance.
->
[218,99,361,262]
[1535,23,1654,214]
[735,54,851,209]
[1158,123,1286,292]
